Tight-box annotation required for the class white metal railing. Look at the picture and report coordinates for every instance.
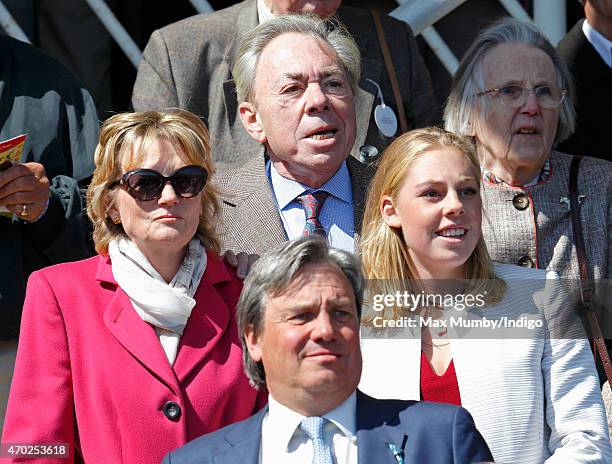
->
[391,0,468,74]
[0,1,30,44]
[533,0,567,45]
[82,0,142,68]
[0,0,212,68]
[498,0,533,23]
[0,0,566,73]
[391,0,541,75]
[391,0,468,36]
[189,0,214,14]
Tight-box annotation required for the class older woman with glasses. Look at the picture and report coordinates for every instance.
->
[2,110,264,463]
[444,18,612,381]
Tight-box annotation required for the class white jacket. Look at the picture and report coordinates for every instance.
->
[360,263,612,463]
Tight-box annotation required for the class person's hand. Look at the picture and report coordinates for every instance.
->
[223,250,260,279]
[0,162,50,222]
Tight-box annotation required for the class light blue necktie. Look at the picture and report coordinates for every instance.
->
[300,416,335,464]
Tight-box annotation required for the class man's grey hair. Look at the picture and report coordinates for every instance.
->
[237,236,364,388]
[444,17,575,145]
[232,14,361,103]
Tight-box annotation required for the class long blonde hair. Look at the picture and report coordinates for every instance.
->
[360,127,505,322]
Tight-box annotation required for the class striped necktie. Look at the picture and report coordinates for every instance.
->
[300,416,335,464]
[297,191,330,237]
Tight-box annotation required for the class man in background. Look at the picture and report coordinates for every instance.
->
[132,0,438,168]
[558,0,611,160]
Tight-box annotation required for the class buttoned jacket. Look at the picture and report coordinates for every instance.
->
[214,155,374,254]
[162,390,493,464]
[131,0,439,168]
[360,263,612,463]
[481,151,611,283]
[1,253,264,464]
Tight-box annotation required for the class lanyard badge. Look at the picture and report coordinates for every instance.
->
[366,78,398,138]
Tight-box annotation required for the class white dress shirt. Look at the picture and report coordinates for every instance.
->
[260,393,358,464]
[268,160,355,253]
[583,19,612,67]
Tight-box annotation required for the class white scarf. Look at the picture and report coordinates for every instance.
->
[108,236,207,364]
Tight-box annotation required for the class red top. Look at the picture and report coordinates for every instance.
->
[420,351,462,406]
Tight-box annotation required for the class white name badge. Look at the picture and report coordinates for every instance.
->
[366,78,399,138]
[374,104,398,138]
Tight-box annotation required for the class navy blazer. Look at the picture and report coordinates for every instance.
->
[162,391,492,463]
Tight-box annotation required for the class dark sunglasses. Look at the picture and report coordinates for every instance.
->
[112,165,207,201]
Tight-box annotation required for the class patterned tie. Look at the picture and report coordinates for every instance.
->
[297,191,330,237]
[299,416,335,464]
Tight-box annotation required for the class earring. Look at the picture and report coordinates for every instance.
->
[111,216,121,225]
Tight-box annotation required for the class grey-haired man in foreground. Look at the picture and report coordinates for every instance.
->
[163,237,492,464]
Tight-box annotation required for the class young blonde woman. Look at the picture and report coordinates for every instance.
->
[358,127,611,463]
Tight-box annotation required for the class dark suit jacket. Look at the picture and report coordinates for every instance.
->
[132,0,439,168]
[557,19,612,160]
[162,391,493,464]
[0,35,98,338]
[214,155,374,254]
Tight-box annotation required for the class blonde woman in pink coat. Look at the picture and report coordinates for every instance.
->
[2,110,265,463]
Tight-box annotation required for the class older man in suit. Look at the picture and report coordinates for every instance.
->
[162,237,493,464]
[215,14,373,255]
[132,0,438,168]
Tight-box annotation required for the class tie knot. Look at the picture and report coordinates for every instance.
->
[299,416,327,441]
[296,191,330,237]
[297,191,330,218]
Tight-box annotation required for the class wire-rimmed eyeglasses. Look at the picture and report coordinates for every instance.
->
[477,85,567,109]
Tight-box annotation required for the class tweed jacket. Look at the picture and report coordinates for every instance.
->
[2,253,264,464]
[481,150,611,284]
[214,154,374,254]
[360,263,612,464]
[557,20,612,160]
[131,0,439,168]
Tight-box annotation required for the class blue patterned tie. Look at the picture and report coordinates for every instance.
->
[299,416,335,464]
[297,191,330,237]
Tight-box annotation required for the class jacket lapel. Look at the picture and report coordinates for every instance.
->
[172,254,232,383]
[212,406,267,464]
[351,58,382,157]
[359,426,407,464]
[336,6,380,159]
[219,155,288,253]
[356,391,409,464]
[98,257,179,394]
[225,0,258,63]
[347,156,375,250]
[561,19,611,89]
[222,0,259,140]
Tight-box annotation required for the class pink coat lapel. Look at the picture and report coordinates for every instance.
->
[97,256,180,394]
[173,254,233,383]
[97,253,236,392]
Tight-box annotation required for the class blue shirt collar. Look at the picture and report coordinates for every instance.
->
[269,160,352,210]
